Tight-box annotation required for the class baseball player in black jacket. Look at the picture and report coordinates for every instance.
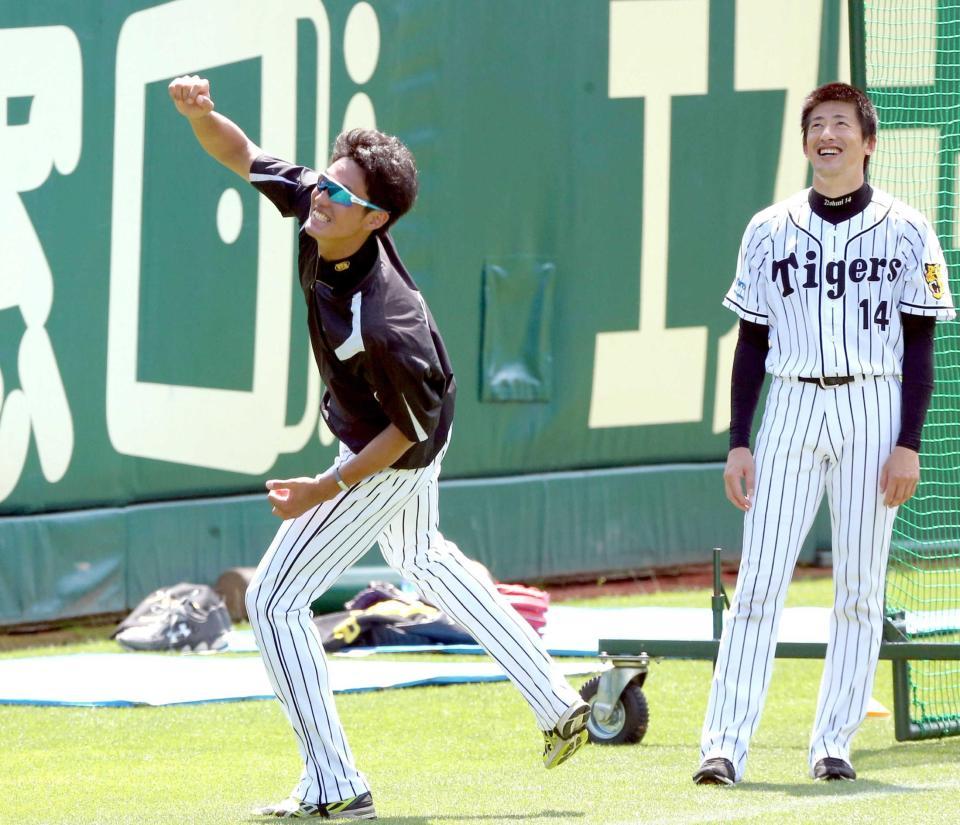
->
[169,74,589,820]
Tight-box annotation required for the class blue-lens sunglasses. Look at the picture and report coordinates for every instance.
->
[317,174,385,212]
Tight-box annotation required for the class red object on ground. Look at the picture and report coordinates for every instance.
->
[496,583,550,636]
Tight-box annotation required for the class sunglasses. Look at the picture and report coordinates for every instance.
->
[317,174,385,212]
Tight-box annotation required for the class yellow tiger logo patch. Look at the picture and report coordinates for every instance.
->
[924,263,943,300]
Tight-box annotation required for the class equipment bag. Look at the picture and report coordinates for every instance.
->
[314,582,474,651]
[495,582,550,636]
[113,583,232,652]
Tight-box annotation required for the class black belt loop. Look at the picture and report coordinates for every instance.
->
[798,375,857,389]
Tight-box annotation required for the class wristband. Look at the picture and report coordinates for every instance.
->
[333,465,349,492]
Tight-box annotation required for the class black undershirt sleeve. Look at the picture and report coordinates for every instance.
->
[729,319,770,450]
[897,313,936,452]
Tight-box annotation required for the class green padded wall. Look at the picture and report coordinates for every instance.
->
[0,0,847,623]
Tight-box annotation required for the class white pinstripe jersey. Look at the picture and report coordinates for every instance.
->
[724,187,956,379]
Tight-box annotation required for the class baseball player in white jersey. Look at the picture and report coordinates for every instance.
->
[694,82,955,786]
[169,76,589,820]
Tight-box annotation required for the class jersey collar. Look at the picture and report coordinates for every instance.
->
[808,182,873,225]
[316,234,380,295]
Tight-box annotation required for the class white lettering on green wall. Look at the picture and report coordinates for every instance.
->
[0,26,80,499]
[589,0,711,428]
[591,0,849,432]
[106,0,329,473]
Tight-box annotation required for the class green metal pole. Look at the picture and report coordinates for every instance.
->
[710,548,728,670]
[711,548,726,640]
[848,0,868,91]
[892,659,914,741]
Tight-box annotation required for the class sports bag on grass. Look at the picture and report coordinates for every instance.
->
[113,583,232,652]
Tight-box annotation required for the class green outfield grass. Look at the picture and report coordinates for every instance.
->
[3,577,960,825]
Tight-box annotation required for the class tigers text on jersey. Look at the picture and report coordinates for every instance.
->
[724,186,956,378]
[249,155,455,469]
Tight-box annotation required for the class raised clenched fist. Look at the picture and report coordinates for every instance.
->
[168,74,215,119]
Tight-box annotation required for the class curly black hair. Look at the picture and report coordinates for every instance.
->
[330,129,418,233]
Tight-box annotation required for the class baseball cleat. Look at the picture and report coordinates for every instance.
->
[693,757,737,786]
[543,700,590,769]
[812,757,856,782]
[253,791,377,819]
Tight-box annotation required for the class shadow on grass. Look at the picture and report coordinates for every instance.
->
[251,812,583,824]
[733,778,933,797]
[379,813,583,824]
[856,741,960,772]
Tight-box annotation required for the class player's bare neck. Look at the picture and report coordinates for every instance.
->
[811,170,866,199]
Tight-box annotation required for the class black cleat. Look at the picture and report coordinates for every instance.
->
[813,757,856,782]
[693,757,736,785]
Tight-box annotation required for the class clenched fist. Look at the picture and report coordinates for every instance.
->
[168,74,215,119]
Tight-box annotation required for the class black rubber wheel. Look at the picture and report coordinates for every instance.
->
[579,675,649,745]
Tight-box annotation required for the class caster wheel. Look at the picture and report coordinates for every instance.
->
[579,675,649,744]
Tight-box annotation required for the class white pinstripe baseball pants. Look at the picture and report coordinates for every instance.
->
[246,439,581,805]
[700,375,901,780]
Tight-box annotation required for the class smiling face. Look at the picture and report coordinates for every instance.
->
[803,100,877,196]
[303,157,388,259]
